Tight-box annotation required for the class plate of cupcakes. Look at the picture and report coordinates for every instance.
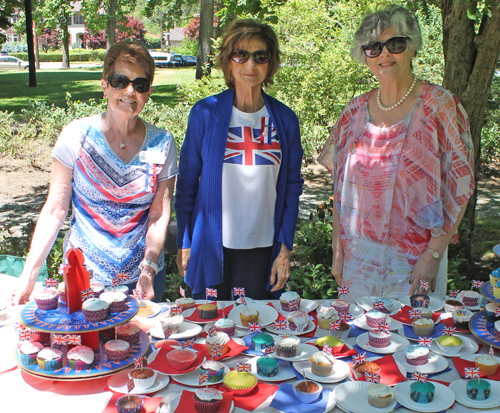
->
[228,302,279,328]
[450,379,500,409]
[356,331,410,355]
[393,380,455,412]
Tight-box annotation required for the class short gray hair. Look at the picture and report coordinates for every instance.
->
[351,4,422,65]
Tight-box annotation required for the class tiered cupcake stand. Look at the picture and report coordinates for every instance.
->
[15,297,149,380]
[469,282,500,349]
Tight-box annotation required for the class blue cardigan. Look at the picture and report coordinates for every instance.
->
[175,89,303,296]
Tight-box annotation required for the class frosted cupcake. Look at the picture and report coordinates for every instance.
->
[251,333,274,353]
[330,299,350,313]
[460,290,481,307]
[136,300,153,317]
[365,311,387,328]
[117,323,141,344]
[160,312,184,334]
[435,335,464,355]
[213,318,236,336]
[206,331,230,356]
[239,308,259,327]
[279,291,301,311]
[67,345,94,370]
[18,341,44,366]
[368,329,391,348]
[495,281,500,300]
[310,351,335,376]
[452,309,473,330]
[444,299,464,313]
[36,347,63,371]
[193,388,223,413]
[104,339,130,361]
[405,345,430,366]
[412,318,435,336]
[367,383,395,408]
[275,335,300,358]
[57,282,66,304]
[200,360,225,383]
[100,291,127,313]
[288,310,310,332]
[475,354,499,376]
[317,306,338,329]
[175,297,196,310]
[257,357,279,377]
[104,285,130,295]
[410,381,435,403]
[90,281,105,297]
[222,370,258,396]
[373,298,394,314]
[485,302,500,322]
[33,288,59,310]
[490,268,500,287]
[467,380,491,401]
[82,297,109,322]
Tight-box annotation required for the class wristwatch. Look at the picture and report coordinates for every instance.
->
[139,260,159,279]
[426,247,442,261]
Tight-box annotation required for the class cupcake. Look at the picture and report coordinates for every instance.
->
[365,311,387,328]
[495,321,500,341]
[166,348,197,370]
[292,380,322,404]
[136,300,153,317]
[193,388,223,413]
[206,331,230,357]
[444,299,464,313]
[160,312,184,334]
[198,303,218,320]
[288,310,310,332]
[100,291,127,313]
[67,345,94,370]
[18,341,44,366]
[310,351,335,376]
[275,335,300,358]
[279,291,301,311]
[353,361,380,380]
[377,298,394,314]
[475,354,499,376]
[494,281,500,300]
[175,297,196,310]
[412,318,435,336]
[222,370,258,396]
[420,308,433,319]
[368,329,391,348]
[117,323,141,344]
[129,367,158,390]
[239,308,259,326]
[316,306,338,329]
[257,357,279,377]
[105,285,130,295]
[367,383,395,408]
[213,318,236,336]
[410,294,430,308]
[251,333,274,353]
[36,347,63,371]
[82,297,109,322]
[467,379,491,401]
[33,288,59,310]
[90,281,105,297]
[57,282,66,304]
[330,299,350,313]
[200,360,225,383]
[490,268,500,287]
[410,381,435,403]
[452,309,473,330]
[485,302,499,322]
[314,336,343,353]
[329,322,351,339]
[104,339,130,362]
[30,331,50,343]
[461,290,481,307]
[435,335,464,355]
[405,345,430,366]
[115,395,143,413]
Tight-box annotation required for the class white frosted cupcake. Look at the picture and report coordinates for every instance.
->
[100,291,127,313]
[412,318,435,336]
[82,297,109,322]
[275,335,300,358]
[317,306,338,329]
[33,288,59,310]
[18,341,44,366]
[367,383,394,408]
[160,312,184,334]
[288,310,310,332]
[310,351,335,376]
[365,311,387,328]
[280,291,301,311]
[214,318,236,336]
[206,331,230,356]
[67,345,94,370]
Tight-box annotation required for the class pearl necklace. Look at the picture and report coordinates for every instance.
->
[377,76,417,111]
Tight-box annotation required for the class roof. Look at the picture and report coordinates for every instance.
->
[168,27,185,42]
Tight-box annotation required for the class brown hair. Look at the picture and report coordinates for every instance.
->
[218,19,281,88]
[102,41,156,83]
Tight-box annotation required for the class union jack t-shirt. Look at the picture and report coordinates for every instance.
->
[222,106,281,249]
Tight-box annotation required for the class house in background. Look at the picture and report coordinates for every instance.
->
[3,8,23,43]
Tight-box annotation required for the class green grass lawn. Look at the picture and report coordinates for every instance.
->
[0,66,197,114]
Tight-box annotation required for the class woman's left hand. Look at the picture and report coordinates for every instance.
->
[270,243,292,292]
[409,253,441,295]
[136,270,155,300]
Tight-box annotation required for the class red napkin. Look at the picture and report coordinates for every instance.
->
[174,389,233,413]
[102,393,162,413]
[389,305,419,324]
[453,356,500,380]
[216,382,278,411]
[185,304,234,323]
[267,302,318,338]
[307,342,358,358]
[213,339,249,361]
[348,354,406,386]
[130,318,154,333]
[434,314,469,333]
[147,343,206,375]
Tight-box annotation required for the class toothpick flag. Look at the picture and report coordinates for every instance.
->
[411,371,428,383]
[464,367,480,379]
[418,337,433,347]
[237,362,251,372]
[337,286,349,296]
[233,287,245,297]
[352,353,367,365]
[248,323,262,333]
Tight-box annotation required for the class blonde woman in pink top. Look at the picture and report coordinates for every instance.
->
[318,5,474,299]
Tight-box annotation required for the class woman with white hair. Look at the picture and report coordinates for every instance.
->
[318,5,474,299]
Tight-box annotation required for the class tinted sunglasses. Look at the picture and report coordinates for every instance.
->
[230,49,271,64]
[363,36,409,58]
[107,74,151,93]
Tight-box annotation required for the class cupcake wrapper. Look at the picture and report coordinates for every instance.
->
[82,308,108,322]
[368,334,391,348]
[366,316,387,328]
[293,387,321,404]
[193,398,222,413]
[215,326,236,336]
[476,362,499,376]
[109,301,127,313]
[224,382,257,396]
[162,320,182,334]
[494,287,500,299]
[353,366,381,380]
[37,356,62,371]
[19,351,38,366]
[311,362,334,377]
[117,331,141,344]
[257,363,279,377]
[406,354,429,366]
[116,396,144,413]
[463,297,479,306]
[251,341,272,353]
[130,371,157,390]
[331,305,350,313]
[280,299,301,312]
[367,393,394,408]
[35,297,59,311]
[206,343,228,357]
[436,341,464,355]
[288,320,308,332]
[105,348,130,362]
[329,328,351,340]
[412,325,435,336]
[198,308,218,319]
[277,346,297,358]
[317,318,335,330]
[166,356,196,371]
[69,359,93,370]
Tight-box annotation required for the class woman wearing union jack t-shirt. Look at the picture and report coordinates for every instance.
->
[175,19,303,300]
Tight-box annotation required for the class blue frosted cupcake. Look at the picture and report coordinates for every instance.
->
[257,357,279,377]
[467,380,491,400]
[251,333,274,353]
[410,381,435,403]
[490,268,500,288]
[200,360,225,383]
[36,348,63,371]
[18,341,44,366]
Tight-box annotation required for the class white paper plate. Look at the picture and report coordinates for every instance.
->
[400,296,444,312]
[292,359,350,384]
[203,321,249,337]
[397,326,440,342]
[168,392,234,413]
[194,336,246,359]
[392,350,449,374]
[356,296,402,316]
[149,321,203,340]
[272,343,317,362]
[460,354,500,365]
[264,319,316,336]
[356,332,410,355]
[172,363,230,387]
[271,298,318,314]
[317,301,365,319]
[354,314,402,332]
[346,356,406,383]
[450,379,500,409]
[430,334,479,358]
[248,356,296,382]
[147,347,205,376]
[182,302,225,324]
[107,367,170,394]
[134,301,161,320]
[334,381,398,413]
[393,380,455,412]
[0,326,20,372]
[228,302,278,328]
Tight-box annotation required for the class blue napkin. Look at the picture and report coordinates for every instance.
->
[403,323,445,339]
[348,324,366,337]
[270,383,330,413]
[151,306,170,317]
[406,367,452,378]
[348,344,381,359]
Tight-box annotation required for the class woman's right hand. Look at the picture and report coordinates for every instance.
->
[176,248,191,278]
[10,277,35,306]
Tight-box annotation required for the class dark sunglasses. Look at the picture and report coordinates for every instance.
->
[230,49,271,64]
[107,74,151,93]
[363,36,409,58]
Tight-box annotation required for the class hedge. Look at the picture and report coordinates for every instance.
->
[9,50,106,62]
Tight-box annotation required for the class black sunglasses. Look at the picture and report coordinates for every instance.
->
[362,36,409,58]
[230,49,271,64]
[107,74,151,93]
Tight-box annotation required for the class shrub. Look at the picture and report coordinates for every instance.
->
[144,34,161,50]
[1,42,27,53]
[9,50,105,62]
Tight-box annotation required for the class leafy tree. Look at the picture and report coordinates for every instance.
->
[84,27,107,50]
[116,16,146,43]
[38,28,61,53]
[0,0,22,34]
[184,15,200,40]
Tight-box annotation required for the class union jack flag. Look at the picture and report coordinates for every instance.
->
[127,379,135,393]
[170,306,183,315]
[115,325,122,335]
[19,330,32,342]
[134,356,143,369]
[240,296,247,306]
[424,298,430,307]
[274,320,288,331]
[339,312,352,323]
[411,371,428,383]
[64,334,81,345]
[133,289,144,300]
[465,367,480,379]
[264,345,277,355]
[179,286,186,297]
[211,346,223,358]
[442,326,456,336]
[323,343,333,356]
[164,326,173,338]
[448,290,460,298]
[330,320,341,331]
[14,323,26,332]
[352,353,367,365]
[199,372,209,385]
[233,287,245,297]
[495,308,500,318]
[224,120,280,166]
[337,286,349,296]
[237,362,251,372]
[490,346,495,356]
[52,334,67,346]
[420,280,429,290]
[207,326,217,336]
[112,278,120,287]
[44,278,59,288]
[80,288,94,302]
[221,308,226,319]
[182,338,195,349]
[472,280,484,289]
[288,299,299,311]
[378,321,391,334]
[248,323,262,333]
[418,337,433,347]
[115,272,129,283]
[206,288,217,298]
[409,309,422,320]
[364,372,380,383]
[373,301,384,311]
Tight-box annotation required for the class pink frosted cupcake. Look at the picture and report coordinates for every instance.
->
[193,388,223,413]
[18,341,44,365]
[33,288,59,310]
[100,291,127,313]
[117,323,141,344]
[82,298,109,322]
[330,299,350,313]
[365,311,387,328]
[287,310,310,332]
[368,329,391,348]
[104,339,130,362]
[67,345,94,370]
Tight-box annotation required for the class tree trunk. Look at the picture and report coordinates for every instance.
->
[196,0,214,79]
[107,0,117,49]
[34,21,40,70]
[441,0,500,261]
[61,19,70,69]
